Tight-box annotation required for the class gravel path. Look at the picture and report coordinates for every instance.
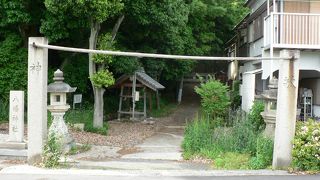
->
[70,121,156,148]
[1,121,156,148]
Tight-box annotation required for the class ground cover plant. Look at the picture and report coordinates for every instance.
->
[292,120,320,171]
[41,133,63,168]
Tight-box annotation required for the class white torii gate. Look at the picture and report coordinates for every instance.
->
[27,37,298,169]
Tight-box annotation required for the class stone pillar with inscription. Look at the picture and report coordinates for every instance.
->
[27,37,48,164]
[0,91,27,150]
[8,91,25,143]
[273,50,300,169]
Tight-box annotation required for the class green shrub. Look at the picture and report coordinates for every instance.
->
[248,101,265,132]
[42,133,63,168]
[90,69,115,88]
[195,78,230,119]
[182,116,213,159]
[292,120,320,171]
[249,135,273,169]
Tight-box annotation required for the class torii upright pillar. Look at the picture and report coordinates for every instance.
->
[273,50,300,169]
[27,37,48,164]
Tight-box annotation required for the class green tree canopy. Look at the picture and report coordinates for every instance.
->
[0,33,27,100]
[0,0,248,121]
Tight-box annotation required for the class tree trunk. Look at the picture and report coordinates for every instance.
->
[89,15,124,128]
[89,21,100,77]
[111,15,125,42]
[89,21,105,128]
[93,88,105,127]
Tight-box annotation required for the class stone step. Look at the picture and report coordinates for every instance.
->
[0,148,27,157]
[69,159,209,171]
[136,146,182,153]
[121,152,182,161]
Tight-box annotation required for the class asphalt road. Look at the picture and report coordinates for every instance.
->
[0,175,319,180]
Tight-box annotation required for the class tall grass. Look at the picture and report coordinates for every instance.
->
[211,113,258,155]
[182,115,214,159]
[182,102,273,169]
[249,135,274,169]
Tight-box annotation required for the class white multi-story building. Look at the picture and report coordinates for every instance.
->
[228,0,320,118]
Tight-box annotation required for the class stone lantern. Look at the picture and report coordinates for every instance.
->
[256,78,278,138]
[47,69,76,151]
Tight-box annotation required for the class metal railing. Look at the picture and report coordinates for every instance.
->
[264,12,320,47]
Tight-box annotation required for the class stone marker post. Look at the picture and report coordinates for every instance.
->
[27,37,48,164]
[8,91,24,142]
[273,50,300,169]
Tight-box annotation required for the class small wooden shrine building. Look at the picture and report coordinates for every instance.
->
[113,70,165,120]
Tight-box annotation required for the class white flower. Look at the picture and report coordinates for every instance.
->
[301,126,308,132]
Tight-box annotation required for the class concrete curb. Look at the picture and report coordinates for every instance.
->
[0,165,292,176]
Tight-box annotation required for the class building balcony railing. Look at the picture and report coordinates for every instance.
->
[264,12,320,49]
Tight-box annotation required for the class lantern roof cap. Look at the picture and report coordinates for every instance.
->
[255,78,278,101]
[48,69,77,93]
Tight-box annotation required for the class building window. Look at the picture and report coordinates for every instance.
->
[253,11,267,41]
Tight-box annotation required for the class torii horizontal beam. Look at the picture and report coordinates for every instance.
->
[32,43,290,61]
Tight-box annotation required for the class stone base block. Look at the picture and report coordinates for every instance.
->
[0,142,27,150]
